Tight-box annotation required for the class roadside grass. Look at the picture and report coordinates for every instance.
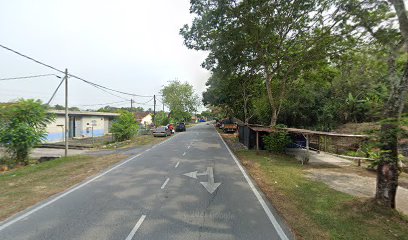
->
[102,134,168,149]
[235,150,408,240]
[0,154,127,222]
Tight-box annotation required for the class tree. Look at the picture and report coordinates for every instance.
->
[181,0,346,126]
[0,99,54,164]
[337,0,408,209]
[160,80,199,122]
[53,104,65,110]
[155,111,170,126]
[110,111,139,141]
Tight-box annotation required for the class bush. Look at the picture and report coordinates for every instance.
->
[263,124,291,153]
[111,111,139,141]
[0,99,54,164]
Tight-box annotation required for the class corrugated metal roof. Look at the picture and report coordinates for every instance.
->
[247,125,368,138]
[48,110,119,117]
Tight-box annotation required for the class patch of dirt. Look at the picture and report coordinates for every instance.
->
[307,168,408,216]
[334,122,380,134]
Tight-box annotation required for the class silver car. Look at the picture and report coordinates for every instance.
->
[152,126,171,137]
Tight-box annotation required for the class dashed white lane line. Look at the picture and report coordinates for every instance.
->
[175,161,180,168]
[0,132,179,232]
[125,215,146,240]
[182,152,186,156]
[161,178,170,189]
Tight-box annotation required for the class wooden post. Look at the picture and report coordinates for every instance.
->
[317,135,320,154]
[305,134,310,164]
[256,131,259,155]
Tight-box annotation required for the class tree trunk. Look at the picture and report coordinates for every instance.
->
[374,0,408,209]
[271,109,278,127]
[376,121,399,208]
[265,71,277,126]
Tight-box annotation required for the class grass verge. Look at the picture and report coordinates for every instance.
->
[102,134,169,149]
[0,154,127,222]
[228,145,408,239]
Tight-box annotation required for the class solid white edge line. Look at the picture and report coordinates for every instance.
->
[216,130,290,240]
[0,133,179,232]
[161,178,170,189]
[125,215,146,240]
[175,161,180,168]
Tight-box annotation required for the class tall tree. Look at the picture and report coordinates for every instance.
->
[376,0,408,209]
[338,0,408,209]
[161,80,199,122]
[182,0,347,126]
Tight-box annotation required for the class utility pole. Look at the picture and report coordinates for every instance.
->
[130,99,133,110]
[153,95,156,125]
[64,68,69,157]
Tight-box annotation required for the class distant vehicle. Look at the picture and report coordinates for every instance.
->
[199,119,206,122]
[176,122,186,132]
[152,126,171,137]
[222,119,237,133]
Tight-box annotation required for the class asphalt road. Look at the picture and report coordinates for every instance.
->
[0,123,293,240]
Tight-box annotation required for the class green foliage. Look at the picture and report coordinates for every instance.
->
[154,112,170,126]
[263,125,292,153]
[110,111,139,141]
[161,81,199,122]
[0,99,54,164]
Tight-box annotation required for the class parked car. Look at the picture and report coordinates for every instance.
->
[175,122,186,132]
[152,126,171,137]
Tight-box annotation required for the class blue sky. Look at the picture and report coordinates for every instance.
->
[0,0,210,111]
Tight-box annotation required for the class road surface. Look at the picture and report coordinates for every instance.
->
[0,124,293,240]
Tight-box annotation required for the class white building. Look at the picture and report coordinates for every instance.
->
[46,110,119,142]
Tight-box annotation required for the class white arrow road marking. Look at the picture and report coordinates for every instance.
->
[183,170,208,179]
[161,178,170,189]
[182,152,186,156]
[125,215,146,240]
[200,167,221,194]
[183,171,198,179]
[187,146,191,149]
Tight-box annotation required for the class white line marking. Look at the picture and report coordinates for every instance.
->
[175,161,180,168]
[161,178,170,189]
[125,215,146,240]
[187,146,191,149]
[0,134,179,232]
[182,152,186,156]
[216,130,289,240]
[146,148,151,152]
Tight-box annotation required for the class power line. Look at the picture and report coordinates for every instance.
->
[0,44,65,74]
[71,75,153,98]
[77,100,129,107]
[0,74,61,81]
[0,43,155,98]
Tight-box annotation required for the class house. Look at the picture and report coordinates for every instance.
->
[134,112,152,126]
[46,110,119,142]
